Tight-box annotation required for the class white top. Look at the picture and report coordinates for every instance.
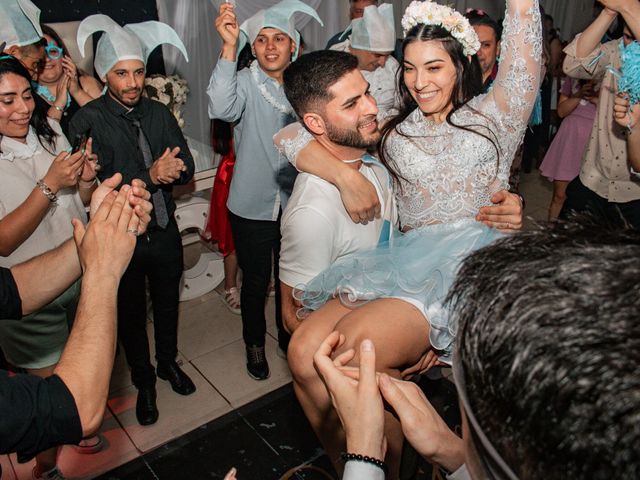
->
[383,0,542,230]
[280,161,394,288]
[342,461,470,480]
[361,55,400,121]
[0,120,87,267]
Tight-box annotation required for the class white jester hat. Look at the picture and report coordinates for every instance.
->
[1,0,43,48]
[238,0,323,61]
[341,3,396,53]
[76,14,189,80]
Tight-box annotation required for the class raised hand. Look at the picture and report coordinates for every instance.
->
[61,56,80,95]
[54,73,70,111]
[72,185,137,279]
[149,146,185,184]
[88,173,152,236]
[216,2,240,49]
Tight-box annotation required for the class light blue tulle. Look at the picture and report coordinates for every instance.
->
[295,219,504,361]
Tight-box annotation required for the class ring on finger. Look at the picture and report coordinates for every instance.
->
[127,228,139,236]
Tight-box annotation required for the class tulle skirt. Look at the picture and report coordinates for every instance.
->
[297,219,504,362]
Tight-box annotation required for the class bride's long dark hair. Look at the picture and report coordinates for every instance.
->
[379,24,501,188]
[0,56,57,154]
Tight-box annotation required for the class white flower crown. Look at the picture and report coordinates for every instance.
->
[401,1,481,56]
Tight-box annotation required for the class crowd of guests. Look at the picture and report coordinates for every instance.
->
[0,0,639,479]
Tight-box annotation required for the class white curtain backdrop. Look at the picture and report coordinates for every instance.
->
[156,0,344,171]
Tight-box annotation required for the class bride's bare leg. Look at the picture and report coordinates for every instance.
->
[288,300,353,471]
[290,298,430,478]
[333,298,430,478]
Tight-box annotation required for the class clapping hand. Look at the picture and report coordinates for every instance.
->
[149,147,185,184]
[89,173,152,235]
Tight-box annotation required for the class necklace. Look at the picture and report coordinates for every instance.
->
[250,61,293,116]
[32,81,71,110]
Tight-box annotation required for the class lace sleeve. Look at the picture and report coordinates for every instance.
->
[486,0,542,127]
[273,122,314,171]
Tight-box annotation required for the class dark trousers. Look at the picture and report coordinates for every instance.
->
[117,217,184,388]
[228,211,289,350]
[560,176,640,229]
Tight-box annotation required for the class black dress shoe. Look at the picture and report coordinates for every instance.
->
[246,344,270,380]
[157,361,196,395]
[136,385,158,426]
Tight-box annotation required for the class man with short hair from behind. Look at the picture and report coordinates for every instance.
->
[316,216,640,479]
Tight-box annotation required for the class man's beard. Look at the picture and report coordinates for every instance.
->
[324,116,380,149]
[109,86,142,107]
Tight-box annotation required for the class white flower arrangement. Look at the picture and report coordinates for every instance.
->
[144,74,190,129]
[401,1,481,57]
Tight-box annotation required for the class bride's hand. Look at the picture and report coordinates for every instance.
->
[336,168,381,224]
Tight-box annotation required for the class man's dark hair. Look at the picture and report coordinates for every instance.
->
[464,9,501,41]
[448,217,640,479]
[283,50,358,118]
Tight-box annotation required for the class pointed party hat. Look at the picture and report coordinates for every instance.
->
[77,14,189,79]
[1,0,43,48]
[238,0,323,61]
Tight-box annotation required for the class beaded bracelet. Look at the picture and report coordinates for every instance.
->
[341,453,387,474]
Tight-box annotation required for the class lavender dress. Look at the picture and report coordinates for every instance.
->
[539,78,597,182]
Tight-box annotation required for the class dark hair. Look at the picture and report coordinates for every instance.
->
[40,24,69,56]
[448,217,640,479]
[283,50,359,118]
[465,10,501,41]
[379,24,498,188]
[0,56,57,152]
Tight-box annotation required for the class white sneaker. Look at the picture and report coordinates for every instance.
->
[222,287,241,315]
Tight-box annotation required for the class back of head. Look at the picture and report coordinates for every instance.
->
[449,217,640,479]
[283,50,358,118]
[464,9,501,41]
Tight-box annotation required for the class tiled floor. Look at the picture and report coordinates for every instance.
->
[0,171,553,480]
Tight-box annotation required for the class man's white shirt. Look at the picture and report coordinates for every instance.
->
[280,161,394,289]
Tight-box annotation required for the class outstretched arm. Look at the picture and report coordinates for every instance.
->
[54,185,139,437]
[12,174,151,316]
[489,0,543,125]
